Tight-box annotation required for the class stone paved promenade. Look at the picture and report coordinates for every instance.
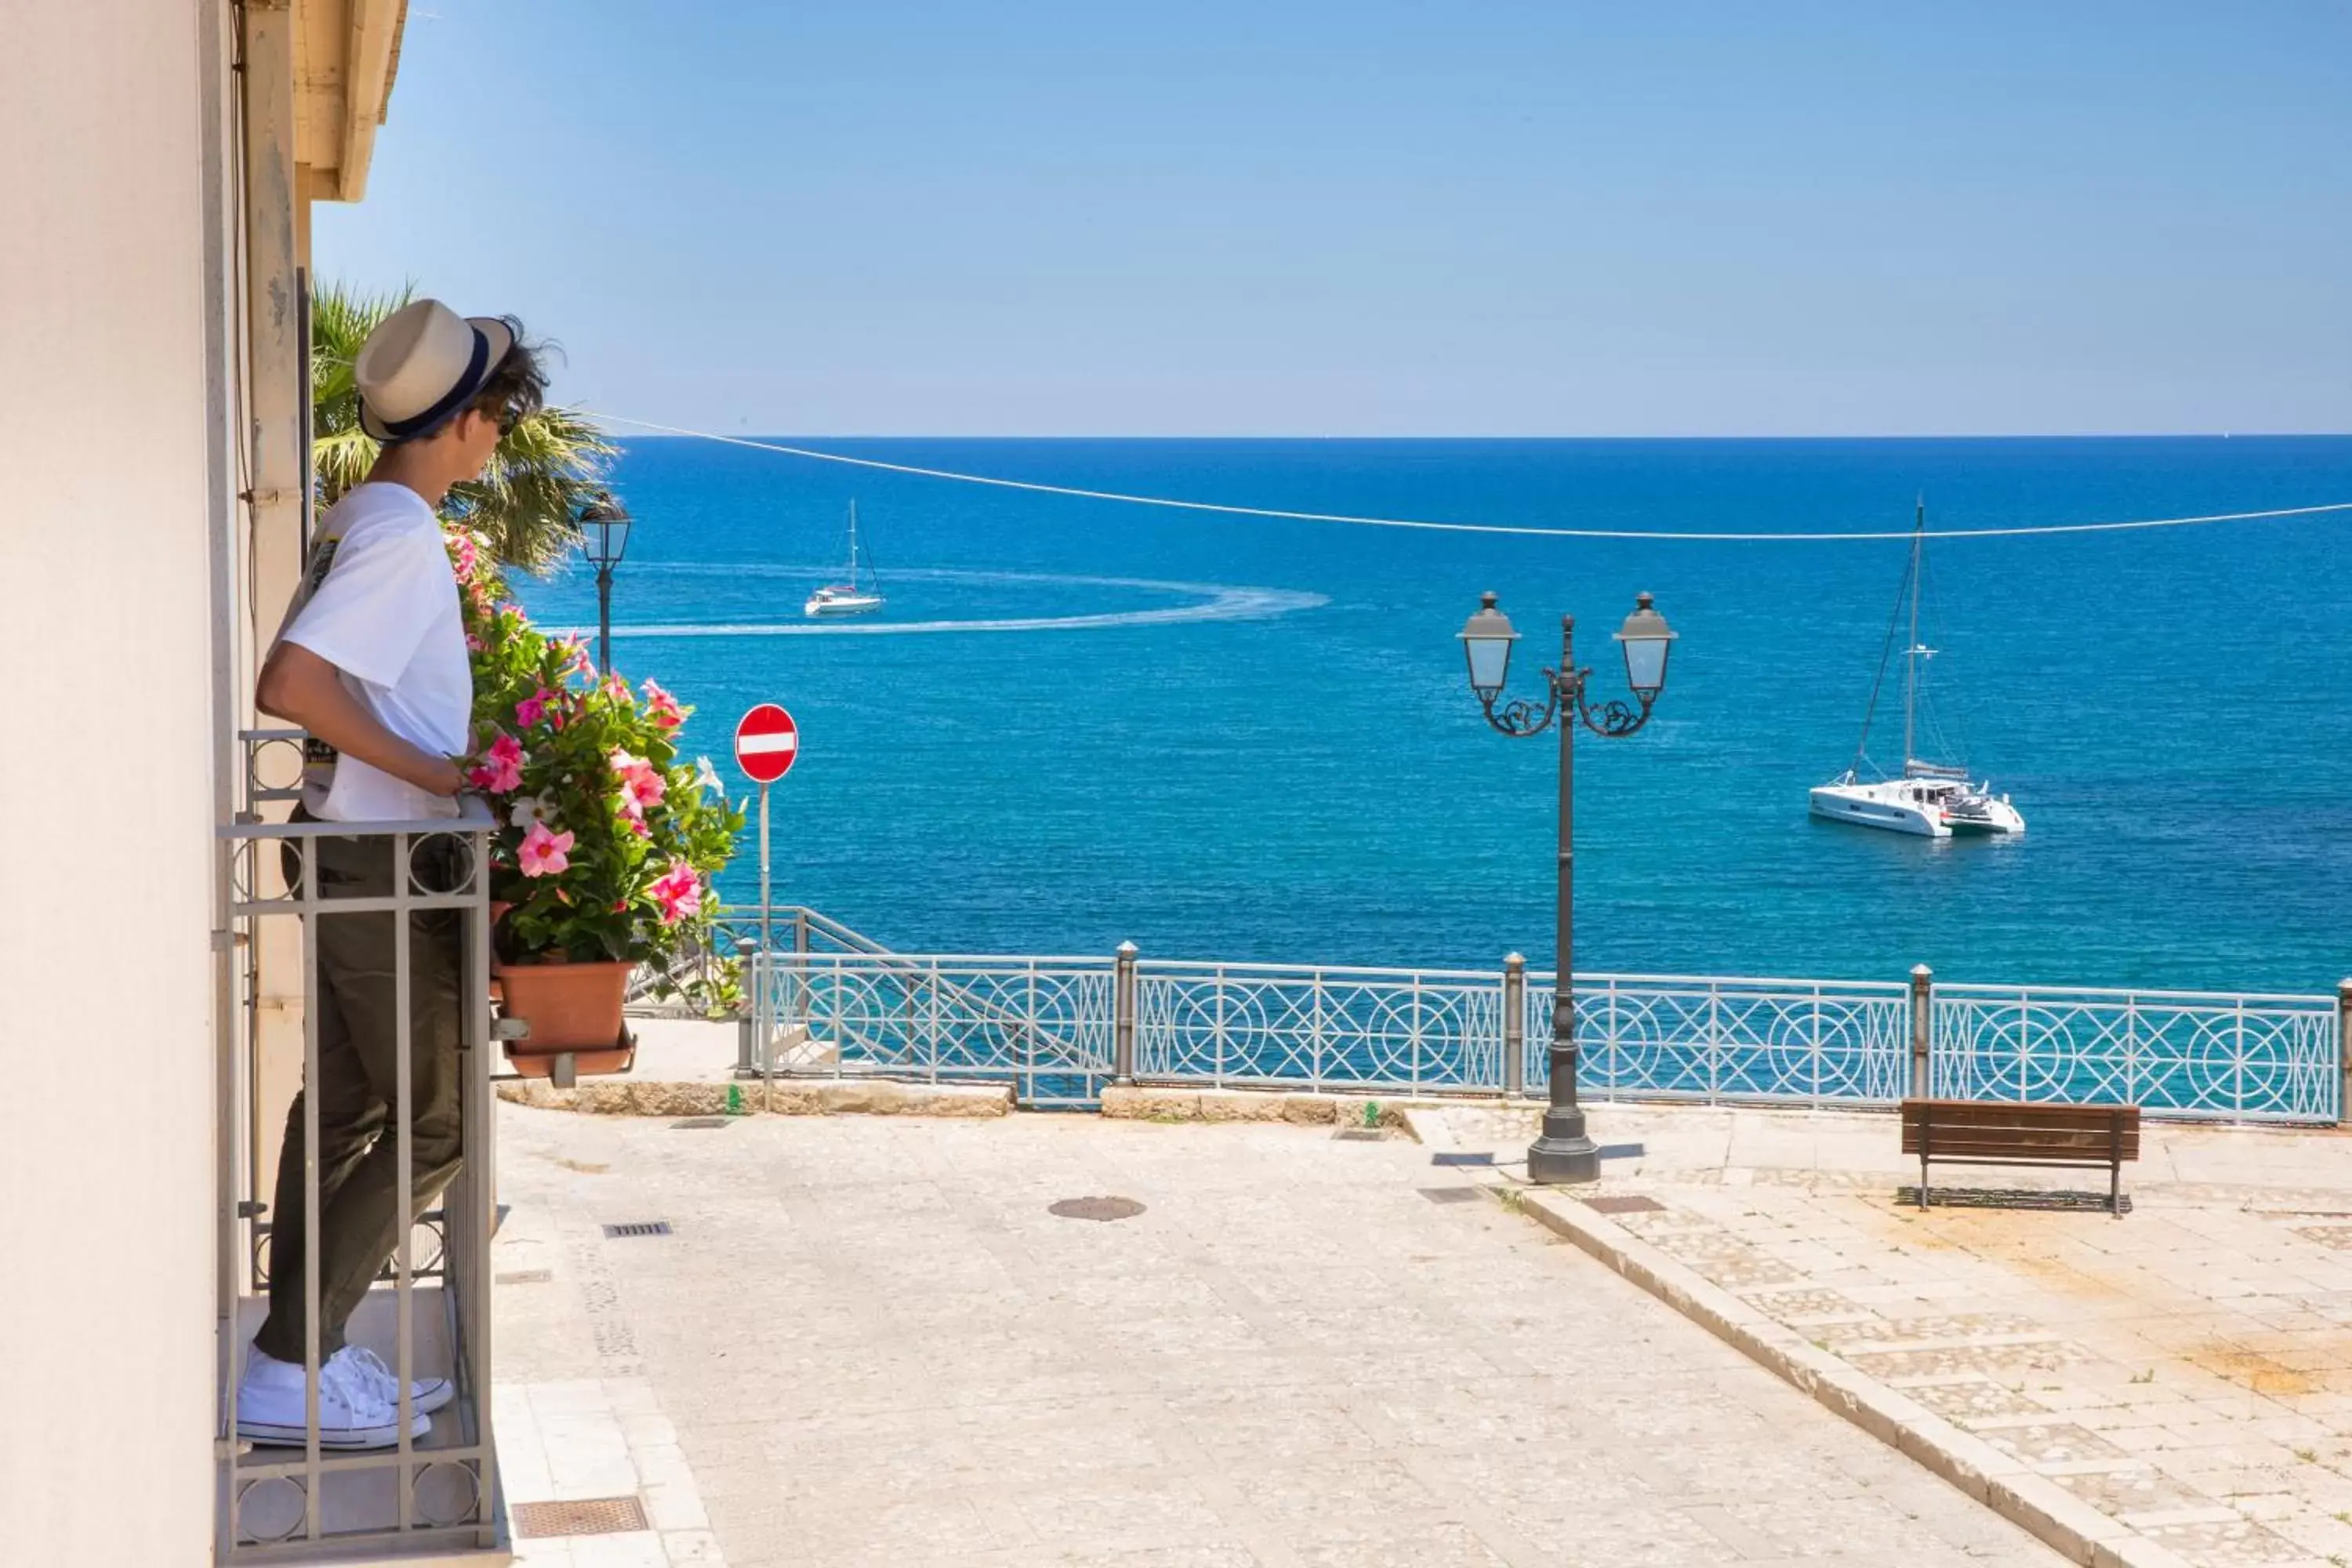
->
[489,1102,2063,1567]
[1417,1103,2352,1568]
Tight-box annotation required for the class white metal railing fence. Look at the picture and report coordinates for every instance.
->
[749,939,1117,1108]
[1930,983,2343,1122]
[1134,959,1505,1094]
[1547,972,1915,1109]
[695,913,2350,1124]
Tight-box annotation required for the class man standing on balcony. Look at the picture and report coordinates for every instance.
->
[241,299,545,1448]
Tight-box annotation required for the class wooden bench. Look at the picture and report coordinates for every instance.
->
[1899,1098,2140,1217]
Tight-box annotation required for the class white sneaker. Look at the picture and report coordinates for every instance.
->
[235,1345,432,1450]
[330,1345,455,1417]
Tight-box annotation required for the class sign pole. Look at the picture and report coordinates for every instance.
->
[758,779,772,1094]
[732,702,800,1113]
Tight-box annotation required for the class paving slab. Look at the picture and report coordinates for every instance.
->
[1416,1102,2352,1568]
[493,1171,731,1567]
[490,1101,2066,1567]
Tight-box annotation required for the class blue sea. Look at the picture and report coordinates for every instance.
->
[516,437,2352,996]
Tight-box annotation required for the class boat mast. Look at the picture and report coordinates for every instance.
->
[1903,496,1923,771]
[846,501,858,585]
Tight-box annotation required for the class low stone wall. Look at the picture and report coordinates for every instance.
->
[1101,1084,1507,1130]
[497,1076,1012,1118]
[499,1076,1510,1126]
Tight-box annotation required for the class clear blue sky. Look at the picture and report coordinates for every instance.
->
[317,2,2350,437]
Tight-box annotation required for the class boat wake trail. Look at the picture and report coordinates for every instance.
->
[604,568,1328,638]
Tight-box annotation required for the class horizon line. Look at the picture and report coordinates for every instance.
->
[600,429,2352,443]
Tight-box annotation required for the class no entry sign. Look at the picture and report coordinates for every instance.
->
[734,703,799,785]
[739,702,797,1091]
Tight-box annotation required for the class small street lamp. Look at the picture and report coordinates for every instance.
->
[1459,590,1677,1184]
[580,492,633,673]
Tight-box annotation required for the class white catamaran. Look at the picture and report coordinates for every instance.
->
[803,501,885,618]
[1810,501,2025,838]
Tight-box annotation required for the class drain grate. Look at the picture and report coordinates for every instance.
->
[495,1269,553,1285]
[1418,1186,1483,1205]
[510,1497,648,1538]
[1597,1142,1648,1160]
[1582,1194,1665,1214]
[1048,1196,1145,1222]
[1332,1127,1387,1142]
[601,1221,673,1239]
[1431,1151,1495,1167]
[670,1117,732,1131]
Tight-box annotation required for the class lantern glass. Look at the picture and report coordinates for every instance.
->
[1458,593,1519,701]
[580,495,633,568]
[1613,592,1675,699]
[599,514,631,566]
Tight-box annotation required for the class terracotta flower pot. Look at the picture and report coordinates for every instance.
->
[493,956,636,1077]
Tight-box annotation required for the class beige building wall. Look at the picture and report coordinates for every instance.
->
[0,0,229,1560]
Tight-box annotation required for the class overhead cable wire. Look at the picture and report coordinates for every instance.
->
[594,414,2352,543]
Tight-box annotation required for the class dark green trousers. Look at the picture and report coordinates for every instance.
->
[255,825,466,1364]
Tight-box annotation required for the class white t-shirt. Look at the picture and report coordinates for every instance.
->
[279,482,473,822]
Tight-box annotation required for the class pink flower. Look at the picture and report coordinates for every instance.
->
[609,750,666,811]
[650,860,703,925]
[601,673,633,704]
[613,785,652,837]
[467,731,525,794]
[447,531,480,583]
[641,680,685,731]
[516,821,573,879]
[562,637,595,679]
[465,633,485,653]
[514,685,555,728]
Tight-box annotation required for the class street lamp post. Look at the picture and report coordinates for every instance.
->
[579,492,633,673]
[1459,590,1677,1184]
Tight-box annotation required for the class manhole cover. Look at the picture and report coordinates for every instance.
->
[1049,1196,1145,1222]
[1582,1194,1665,1214]
[1418,1186,1483,1205]
[601,1221,673,1239]
[511,1497,648,1538]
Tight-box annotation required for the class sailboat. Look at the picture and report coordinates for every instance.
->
[803,501,884,618]
[1809,501,2025,838]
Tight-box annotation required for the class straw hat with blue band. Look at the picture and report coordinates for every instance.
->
[354,299,517,444]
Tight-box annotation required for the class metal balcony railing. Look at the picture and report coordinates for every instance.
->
[216,731,500,1559]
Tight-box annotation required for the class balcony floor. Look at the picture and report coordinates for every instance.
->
[220,1286,506,1563]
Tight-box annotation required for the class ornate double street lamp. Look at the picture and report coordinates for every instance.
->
[580,491,633,673]
[1459,590,1678,1183]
